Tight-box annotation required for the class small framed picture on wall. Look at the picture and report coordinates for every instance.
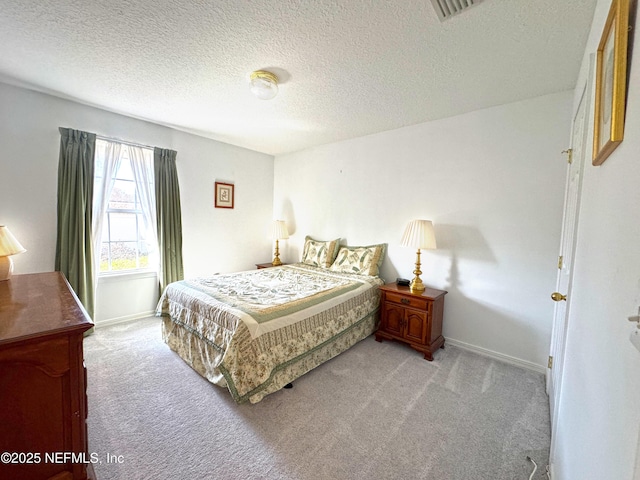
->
[592,0,630,165]
[214,182,234,209]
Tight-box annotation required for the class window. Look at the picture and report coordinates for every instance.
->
[94,140,157,274]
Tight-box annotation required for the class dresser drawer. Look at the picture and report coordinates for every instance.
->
[385,292,428,310]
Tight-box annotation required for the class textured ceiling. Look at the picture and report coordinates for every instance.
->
[0,0,597,155]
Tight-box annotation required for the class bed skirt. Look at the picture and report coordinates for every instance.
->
[162,306,379,404]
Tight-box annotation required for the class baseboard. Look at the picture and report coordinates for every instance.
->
[94,311,156,329]
[445,338,547,374]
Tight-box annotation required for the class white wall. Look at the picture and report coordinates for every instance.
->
[0,82,274,324]
[551,1,640,478]
[274,91,572,369]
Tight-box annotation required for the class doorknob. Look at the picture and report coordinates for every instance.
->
[551,292,567,302]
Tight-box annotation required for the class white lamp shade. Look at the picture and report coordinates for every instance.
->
[272,220,289,240]
[0,225,26,257]
[400,220,437,250]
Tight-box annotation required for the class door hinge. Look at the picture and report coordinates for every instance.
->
[548,356,553,369]
[562,148,573,164]
[558,255,563,270]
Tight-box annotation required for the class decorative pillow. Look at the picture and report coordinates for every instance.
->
[301,236,341,268]
[329,243,387,276]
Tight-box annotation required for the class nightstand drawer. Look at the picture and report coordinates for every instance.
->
[385,292,427,310]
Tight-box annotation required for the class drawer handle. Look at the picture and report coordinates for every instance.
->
[401,298,410,305]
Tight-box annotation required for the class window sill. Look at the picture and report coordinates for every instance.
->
[97,270,158,283]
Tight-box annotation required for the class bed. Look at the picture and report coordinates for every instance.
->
[156,238,386,404]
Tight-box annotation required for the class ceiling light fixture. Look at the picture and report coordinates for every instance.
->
[250,70,279,100]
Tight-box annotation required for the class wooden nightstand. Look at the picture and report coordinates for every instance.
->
[256,262,288,269]
[375,283,447,361]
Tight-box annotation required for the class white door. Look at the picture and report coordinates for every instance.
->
[547,82,589,424]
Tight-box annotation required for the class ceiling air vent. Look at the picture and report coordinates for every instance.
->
[430,0,485,21]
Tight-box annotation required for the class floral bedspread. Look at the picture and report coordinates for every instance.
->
[156,263,383,403]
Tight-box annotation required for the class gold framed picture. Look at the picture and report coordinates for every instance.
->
[593,0,630,166]
[214,182,234,209]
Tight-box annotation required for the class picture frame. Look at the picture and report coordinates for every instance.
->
[214,182,234,209]
[593,0,630,166]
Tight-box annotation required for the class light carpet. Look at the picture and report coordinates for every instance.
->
[84,317,550,479]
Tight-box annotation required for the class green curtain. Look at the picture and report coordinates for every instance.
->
[154,147,184,293]
[55,127,96,319]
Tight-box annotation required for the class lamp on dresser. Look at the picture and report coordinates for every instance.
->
[0,225,26,281]
[400,219,437,293]
[272,220,289,266]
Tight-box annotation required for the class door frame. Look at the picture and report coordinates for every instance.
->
[547,59,593,467]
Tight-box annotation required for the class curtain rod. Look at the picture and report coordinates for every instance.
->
[96,134,157,150]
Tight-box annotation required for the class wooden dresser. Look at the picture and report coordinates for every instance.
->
[0,272,95,480]
[375,282,447,361]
